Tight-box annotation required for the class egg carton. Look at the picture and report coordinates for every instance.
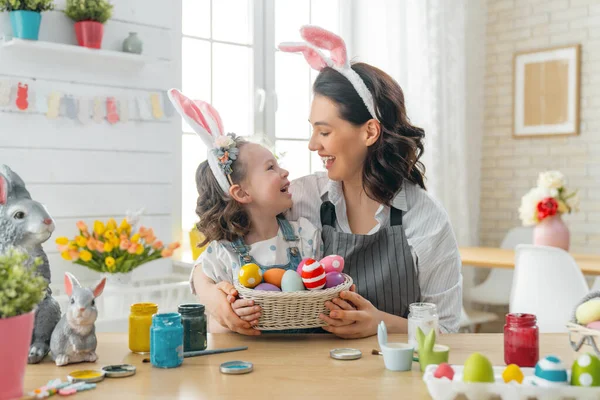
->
[423,365,600,400]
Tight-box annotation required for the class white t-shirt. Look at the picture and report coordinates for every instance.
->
[190,217,322,294]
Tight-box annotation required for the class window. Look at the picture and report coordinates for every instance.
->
[181,0,345,235]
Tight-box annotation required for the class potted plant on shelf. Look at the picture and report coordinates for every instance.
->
[56,217,180,285]
[519,170,580,251]
[0,0,54,41]
[0,249,48,400]
[64,0,113,49]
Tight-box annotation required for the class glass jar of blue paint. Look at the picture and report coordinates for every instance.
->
[150,313,184,368]
[178,303,207,352]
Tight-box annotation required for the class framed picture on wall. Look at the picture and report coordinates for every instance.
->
[513,44,581,138]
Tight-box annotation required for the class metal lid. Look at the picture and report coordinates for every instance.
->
[67,369,106,383]
[330,348,362,360]
[102,364,137,378]
[219,361,253,375]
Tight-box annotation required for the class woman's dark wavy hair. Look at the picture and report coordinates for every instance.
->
[313,62,426,205]
[194,137,250,246]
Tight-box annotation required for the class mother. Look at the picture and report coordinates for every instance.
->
[213,26,462,338]
[282,26,462,338]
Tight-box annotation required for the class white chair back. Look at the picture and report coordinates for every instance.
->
[510,244,589,333]
[466,226,532,306]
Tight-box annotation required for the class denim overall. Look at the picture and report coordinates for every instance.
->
[231,216,324,334]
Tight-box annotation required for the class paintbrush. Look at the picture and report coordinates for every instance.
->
[143,346,248,363]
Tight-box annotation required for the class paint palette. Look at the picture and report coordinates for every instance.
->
[67,370,106,383]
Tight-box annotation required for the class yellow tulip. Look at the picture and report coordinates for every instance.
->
[55,237,69,246]
[107,262,116,272]
[119,219,131,234]
[106,218,117,230]
[111,236,120,247]
[104,230,116,241]
[75,236,88,247]
[61,251,72,261]
[80,250,92,262]
[104,242,114,252]
[131,233,140,243]
[94,221,106,236]
[135,244,144,255]
[105,257,116,272]
[68,241,78,250]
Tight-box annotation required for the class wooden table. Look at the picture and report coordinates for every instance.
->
[23,333,584,399]
[460,247,600,276]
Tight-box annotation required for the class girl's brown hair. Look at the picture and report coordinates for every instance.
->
[195,138,250,246]
[313,62,426,206]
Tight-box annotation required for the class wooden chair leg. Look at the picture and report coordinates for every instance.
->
[474,324,482,334]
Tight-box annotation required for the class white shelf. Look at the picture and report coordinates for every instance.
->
[0,38,167,73]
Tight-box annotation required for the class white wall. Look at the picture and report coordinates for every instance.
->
[480,0,600,252]
[0,0,182,289]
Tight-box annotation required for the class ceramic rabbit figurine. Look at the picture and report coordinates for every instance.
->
[0,165,62,364]
[415,327,450,371]
[50,272,106,366]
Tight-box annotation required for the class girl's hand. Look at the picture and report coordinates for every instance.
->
[320,289,382,339]
[213,282,261,336]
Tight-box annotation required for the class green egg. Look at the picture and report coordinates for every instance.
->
[571,353,600,387]
[463,352,495,383]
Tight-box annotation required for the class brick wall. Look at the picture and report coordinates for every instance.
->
[481,0,600,252]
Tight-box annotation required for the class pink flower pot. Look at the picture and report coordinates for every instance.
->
[0,311,35,400]
[533,214,570,251]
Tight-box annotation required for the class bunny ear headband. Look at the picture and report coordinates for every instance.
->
[168,89,239,195]
[278,25,379,122]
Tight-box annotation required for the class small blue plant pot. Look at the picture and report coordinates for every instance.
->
[9,10,42,40]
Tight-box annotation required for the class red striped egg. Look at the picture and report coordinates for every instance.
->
[301,259,327,290]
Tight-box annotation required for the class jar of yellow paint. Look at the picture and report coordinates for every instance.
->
[129,302,158,354]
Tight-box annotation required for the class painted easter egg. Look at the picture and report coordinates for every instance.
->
[533,356,568,386]
[280,270,306,292]
[301,259,327,290]
[587,321,600,331]
[238,263,263,288]
[571,353,600,387]
[502,364,524,384]
[324,272,345,289]
[254,283,281,292]
[433,363,454,380]
[263,268,286,288]
[321,255,344,273]
[463,353,494,383]
[297,257,314,275]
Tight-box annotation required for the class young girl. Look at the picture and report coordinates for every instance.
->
[168,89,321,335]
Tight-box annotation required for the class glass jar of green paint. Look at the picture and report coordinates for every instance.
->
[178,304,207,352]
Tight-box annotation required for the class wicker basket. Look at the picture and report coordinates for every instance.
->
[235,273,353,330]
[566,321,600,357]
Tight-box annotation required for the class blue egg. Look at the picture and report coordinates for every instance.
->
[533,356,568,387]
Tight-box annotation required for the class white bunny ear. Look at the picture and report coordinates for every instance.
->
[167,89,225,148]
[300,25,348,67]
[93,277,106,298]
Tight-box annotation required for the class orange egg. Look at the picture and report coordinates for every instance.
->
[263,268,286,288]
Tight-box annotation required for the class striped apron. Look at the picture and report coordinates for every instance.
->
[320,201,421,318]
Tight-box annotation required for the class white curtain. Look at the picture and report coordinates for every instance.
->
[352,0,487,249]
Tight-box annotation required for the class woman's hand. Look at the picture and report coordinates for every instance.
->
[319,289,382,339]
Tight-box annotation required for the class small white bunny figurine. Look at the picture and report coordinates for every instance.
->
[49,272,106,367]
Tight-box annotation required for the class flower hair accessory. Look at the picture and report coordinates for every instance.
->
[167,89,236,194]
[278,25,379,122]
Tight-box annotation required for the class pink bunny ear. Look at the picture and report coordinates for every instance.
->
[278,42,329,71]
[0,175,6,205]
[300,25,348,67]
[93,277,106,298]
[197,101,224,136]
[64,272,80,297]
[168,89,223,148]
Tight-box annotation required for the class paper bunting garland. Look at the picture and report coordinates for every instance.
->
[0,81,172,124]
[16,83,29,111]
[0,80,10,107]
[46,92,61,119]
